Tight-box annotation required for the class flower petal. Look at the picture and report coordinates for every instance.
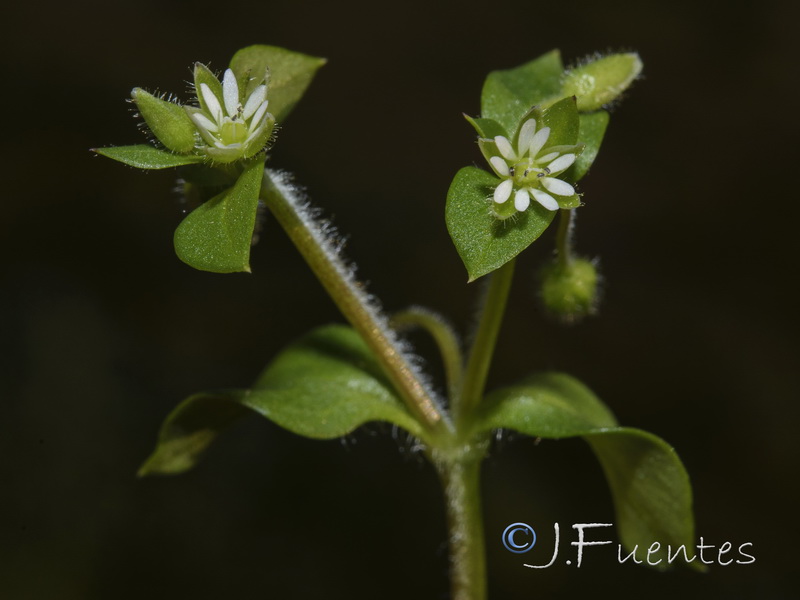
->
[222,69,240,118]
[200,83,223,123]
[541,177,575,196]
[494,136,516,160]
[242,85,267,120]
[517,119,537,156]
[494,178,513,204]
[546,153,576,174]
[514,188,531,211]
[528,127,551,157]
[531,188,559,211]
[489,156,510,177]
[248,101,270,133]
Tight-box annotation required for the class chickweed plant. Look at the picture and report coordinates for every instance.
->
[95,45,696,599]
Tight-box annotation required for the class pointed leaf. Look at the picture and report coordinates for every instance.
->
[131,88,197,153]
[481,50,564,137]
[93,145,204,169]
[229,45,326,123]
[475,372,697,569]
[139,325,426,475]
[174,157,265,273]
[446,167,555,281]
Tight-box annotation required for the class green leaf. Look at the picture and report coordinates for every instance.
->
[131,88,197,153]
[174,157,265,273]
[481,50,564,137]
[229,45,326,123]
[446,167,555,281]
[139,325,426,475]
[566,111,609,182]
[138,390,253,475]
[562,53,643,112]
[249,325,426,440]
[93,145,204,169]
[475,372,697,569]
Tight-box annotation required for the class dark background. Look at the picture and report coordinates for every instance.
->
[2,0,797,597]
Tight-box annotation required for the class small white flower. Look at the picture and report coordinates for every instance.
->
[487,118,580,217]
[186,68,274,163]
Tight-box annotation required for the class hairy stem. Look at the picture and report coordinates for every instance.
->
[261,169,452,437]
[555,208,575,266]
[391,307,464,400]
[457,259,516,425]
[436,451,487,600]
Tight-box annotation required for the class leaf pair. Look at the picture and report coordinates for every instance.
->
[94,45,326,273]
[141,324,695,568]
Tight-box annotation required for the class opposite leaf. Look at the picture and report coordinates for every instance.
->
[446,167,556,281]
[229,45,326,123]
[476,372,696,569]
[174,157,265,273]
[139,325,426,475]
[564,111,609,183]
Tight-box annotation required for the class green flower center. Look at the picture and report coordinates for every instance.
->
[219,118,249,146]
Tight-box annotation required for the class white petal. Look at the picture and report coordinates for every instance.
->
[494,179,513,204]
[188,112,219,145]
[546,153,576,173]
[489,156,510,176]
[242,85,267,119]
[531,188,559,211]
[222,69,240,117]
[514,188,531,211]
[494,136,515,160]
[517,119,537,155]
[190,112,219,133]
[535,152,559,164]
[528,126,551,157]
[541,177,575,196]
[200,83,223,123]
[248,101,270,133]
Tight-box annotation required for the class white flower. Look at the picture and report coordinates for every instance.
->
[487,118,579,216]
[186,68,274,163]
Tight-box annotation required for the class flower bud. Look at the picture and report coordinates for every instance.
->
[562,53,642,112]
[539,258,599,322]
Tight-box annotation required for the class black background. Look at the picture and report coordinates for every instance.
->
[1,0,797,598]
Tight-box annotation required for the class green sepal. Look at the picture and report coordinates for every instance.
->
[463,115,507,139]
[229,45,326,123]
[138,325,427,475]
[557,194,581,209]
[193,63,224,116]
[474,372,698,570]
[481,50,564,137]
[131,88,197,153]
[565,111,609,182]
[538,96,580,147]
[173,157,265,273]
[93,145,204,169]
[562,53,643,112]
[445,167,556,282]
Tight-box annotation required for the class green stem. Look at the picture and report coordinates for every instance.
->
[436,452,487,600]
[261,169,452,437]
[390,307,464,401]
[555,208,575,267]
[457,258,516,425]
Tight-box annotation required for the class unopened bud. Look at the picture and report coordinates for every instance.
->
[540,258,599,322]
